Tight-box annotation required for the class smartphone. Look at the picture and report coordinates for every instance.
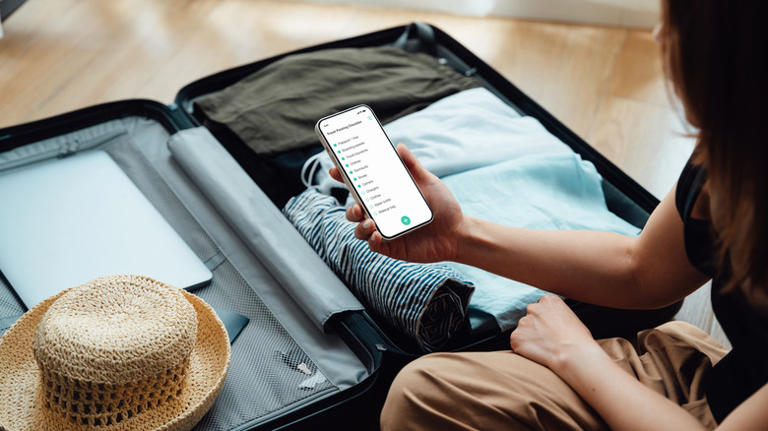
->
[315,105,433,239]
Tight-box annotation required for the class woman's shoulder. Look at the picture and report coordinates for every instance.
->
[675,158,709,221]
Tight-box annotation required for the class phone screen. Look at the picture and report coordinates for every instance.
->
[317,105,433,239]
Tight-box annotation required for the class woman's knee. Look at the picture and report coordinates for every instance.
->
[380,351,600,431]
[380,352,539,430]
[380,353,460,431]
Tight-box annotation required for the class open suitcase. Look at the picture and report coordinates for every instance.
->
[0,23,680,430]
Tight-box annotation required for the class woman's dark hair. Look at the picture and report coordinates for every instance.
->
[662,1,768,296]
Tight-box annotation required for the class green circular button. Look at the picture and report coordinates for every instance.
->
[401,216,411,225]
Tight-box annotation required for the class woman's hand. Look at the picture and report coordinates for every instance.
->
[329,143,465,263]
[509,295,602,373]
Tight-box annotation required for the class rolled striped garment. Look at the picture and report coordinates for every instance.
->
[283,189,474,352]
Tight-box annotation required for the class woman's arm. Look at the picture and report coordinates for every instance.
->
[561,343,768,431]
[717,382,768,431]
[559,345,709,430]
[511,294,766,431]
[455,188,709,308]
[333,144,709,309]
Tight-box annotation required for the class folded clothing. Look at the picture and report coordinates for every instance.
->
[442,153,642,330]
[283,189,474,352]
[305,87,574,195]
[300,86,640,331]
[195,46,480,155]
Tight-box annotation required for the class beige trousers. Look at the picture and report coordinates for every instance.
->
[381,321,729,430]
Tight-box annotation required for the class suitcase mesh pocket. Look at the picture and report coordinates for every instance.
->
[0,277,24,337]
[194,262,335,430]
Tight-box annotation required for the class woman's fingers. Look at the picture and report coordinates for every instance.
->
[368,231,385,253]
[345,204,364,222]
[329,167,342,182]
[396,143,428,183]
[354,219,376,240]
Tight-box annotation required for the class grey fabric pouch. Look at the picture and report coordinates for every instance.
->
[167,127,364,330]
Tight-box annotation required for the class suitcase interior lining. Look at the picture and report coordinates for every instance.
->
[0,116,370,430]
[183,60,654,351]
[166,127,366,333]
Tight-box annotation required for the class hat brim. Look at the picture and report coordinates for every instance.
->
[0,289,231,431]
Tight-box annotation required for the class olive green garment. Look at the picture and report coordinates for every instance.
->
[194,46,480,154]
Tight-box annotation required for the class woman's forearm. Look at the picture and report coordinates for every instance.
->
[452,189,710,308]
[453,188,708,308]
[554,343,706,431]
[455,216,648,308]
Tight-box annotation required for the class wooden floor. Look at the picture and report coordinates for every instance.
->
[0,0,724,345]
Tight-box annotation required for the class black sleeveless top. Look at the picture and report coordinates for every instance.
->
[675,161,768,422]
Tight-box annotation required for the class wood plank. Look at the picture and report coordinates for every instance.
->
[608,30,671,107]
[587,96,695,198]
[586,29,696,198]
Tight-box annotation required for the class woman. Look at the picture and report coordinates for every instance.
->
[329,1,767,429]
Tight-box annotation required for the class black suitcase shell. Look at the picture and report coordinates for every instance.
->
[0,23,680,430]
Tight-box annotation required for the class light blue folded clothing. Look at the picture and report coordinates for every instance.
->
[283,189,474,352]
[293,86,641,333]
[302,87,573,194]
[442,153,641,330]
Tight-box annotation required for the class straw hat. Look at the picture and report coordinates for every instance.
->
[0,275,231,431]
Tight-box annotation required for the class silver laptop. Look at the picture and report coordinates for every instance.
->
[0,150,212,308]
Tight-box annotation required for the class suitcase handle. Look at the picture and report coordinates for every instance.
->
[394,22,438,56]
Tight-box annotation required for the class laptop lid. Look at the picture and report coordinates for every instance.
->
[0,150,212,309]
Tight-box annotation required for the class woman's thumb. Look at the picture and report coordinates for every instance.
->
[397,143,427,182]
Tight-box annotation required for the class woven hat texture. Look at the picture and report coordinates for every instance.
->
[0,275,231,431]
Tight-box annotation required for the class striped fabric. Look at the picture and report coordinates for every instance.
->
[283,189,474,352]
